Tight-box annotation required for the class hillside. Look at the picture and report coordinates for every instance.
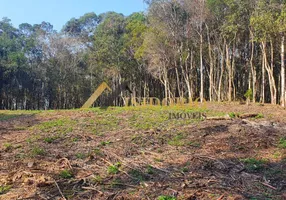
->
[0,103,286,200]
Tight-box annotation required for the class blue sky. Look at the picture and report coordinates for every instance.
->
[0,0,146,31]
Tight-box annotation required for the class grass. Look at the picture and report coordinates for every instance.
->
[129,169,148,181]
[91,175,102,184]
[157,196,176,200]
[188,141,201,148]
[0,185,11,194]
[241,158,267,171]
[30,146,46,156]
[1,105,285,199]
[146,165,154,174]
[107,162,121,174]
[168,133,185,146]
[255,113,264,119]
[100,141,112,146]
[3,143,12,151]
[76,153,87,159]
[278,137,286,149]
[44,136,58,143]
[33,118,75,134]
[0,110,40,121]
[0,114,18,121]
[229,112,237,118]
[59,170,73,179]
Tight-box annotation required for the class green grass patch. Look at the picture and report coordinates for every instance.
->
[0,110,40,121]
[241,158,267,171]
[76,153,87,159]
[0,185,12,194]
[59,170,73,179]
[91,175,102,184]
[146,165,155,174]
[107,162,121,174]
[30,146,46,156]
[100,141,112,146]
[33,118,75,134]
[278,137,286,149]
[44,136,58,143]
[168,133,185,146]
[129,169,148,181]
[188,141,201,148]
[0,114,18,121]
[255,113,264,119]
[229,112,237,118]
[3,143,12,151]
[157,196,176,200]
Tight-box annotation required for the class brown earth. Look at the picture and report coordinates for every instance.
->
[0,102,285,200]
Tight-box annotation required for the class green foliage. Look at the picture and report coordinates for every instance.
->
[244,89,253,100]
[107,162,121,174]
[91,175,102,184]
[30,146,46,156]
[181,167,189,173]
[44,136,57,143]
[0,185,11,194]
[229,112,236,118]
[59,170,73,179]
[100,141,111,146]
[76,153,87,159]
[241,158,267,171]
[146,165,154,174]
[0,114,17,121]
[157,196,176,200]
[34,119,75,135]
[255,113,264,119]
[168,134,185,146]
[278,137,286,149]
[3,143,12,151]
[130,169,148,181]
[188,141,201,148]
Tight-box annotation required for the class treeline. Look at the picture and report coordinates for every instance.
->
[1,0,286,109]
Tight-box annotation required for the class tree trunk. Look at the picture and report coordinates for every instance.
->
[281,35,285,107]
[226,44,232,102]
[218,40,225,102]
[250,30,256,103]
[200,33,204,103]
[262,41,277,104]
[207,25,214,102]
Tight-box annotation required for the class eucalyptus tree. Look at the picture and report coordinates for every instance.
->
[89,12,127,105]
[123,12,148,97]
[276,2,286,107]
[0,18,28,109]
[251,0,278,104]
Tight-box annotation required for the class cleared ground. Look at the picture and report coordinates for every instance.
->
[0,102,285,200]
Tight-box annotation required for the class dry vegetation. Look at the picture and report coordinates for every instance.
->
[0,102,286,200]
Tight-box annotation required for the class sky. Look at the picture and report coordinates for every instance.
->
[0,0,147,31]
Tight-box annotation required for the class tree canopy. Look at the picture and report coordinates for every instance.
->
[1,0,286,109]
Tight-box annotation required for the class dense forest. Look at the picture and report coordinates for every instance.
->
[1,0,286,109]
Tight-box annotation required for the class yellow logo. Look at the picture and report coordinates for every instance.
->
[82,82,206,108]
[81,82,112,109]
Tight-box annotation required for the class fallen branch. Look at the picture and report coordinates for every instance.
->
[82,186,103,195]
[206,115,231,120]
[238,113,260,119]
[206,113,261,120]
[103,183,139,188]
[217,195,224,200]
[261,182,277,190]
[54,180,67,200]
